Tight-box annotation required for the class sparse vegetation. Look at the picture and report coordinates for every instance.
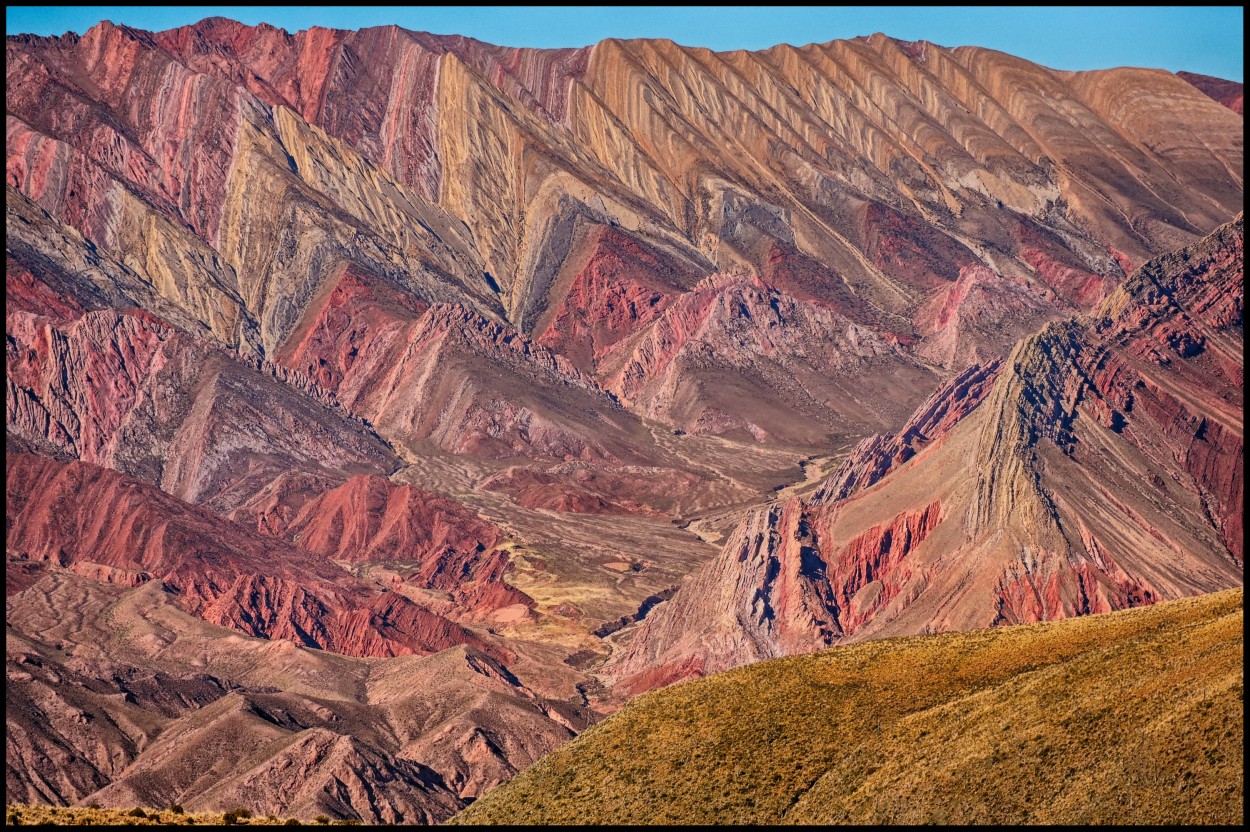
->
[222,808,252,824]
[453,589,1244,825]
[1,806,333,825]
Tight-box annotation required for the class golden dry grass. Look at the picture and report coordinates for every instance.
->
[3,805,356,826]
[451,588,1244,825]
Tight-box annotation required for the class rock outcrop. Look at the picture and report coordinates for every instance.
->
[5,452,506,660]
[280,294,647,462]
[6,579,586,821]
[608,217,1244,692]
[7,22,1242,449]
[233,474,533,620]
[5,304,399,512]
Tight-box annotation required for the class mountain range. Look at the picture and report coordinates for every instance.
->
[5,18,1243,823]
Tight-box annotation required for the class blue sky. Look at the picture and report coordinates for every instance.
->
[6,6,1243,81]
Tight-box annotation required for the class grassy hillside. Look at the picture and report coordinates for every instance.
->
[452,589,1244,825]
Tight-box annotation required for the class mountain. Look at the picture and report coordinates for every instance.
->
[1178,71,1244,115]
[452,588,1244,825]
[605,216,1244,693]
[5,15,1244,823]
[8,22,1242,455]
[5,571,586,821]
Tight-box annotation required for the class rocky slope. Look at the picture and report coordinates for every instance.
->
[5,450,512,660]
[606,217,1244,693]
[7,22,1242,449]
[5,573,586,822]
[6,303,399,512]
[5,15,1244,822]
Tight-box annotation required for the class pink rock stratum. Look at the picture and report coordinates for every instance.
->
[5,17,1244,823]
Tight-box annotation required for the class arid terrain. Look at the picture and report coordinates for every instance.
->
[5,16,1243,824]
[455,589,1244,825]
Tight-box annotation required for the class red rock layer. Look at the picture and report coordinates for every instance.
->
[823,501,944,633]
[237,474,532,618]
[279,264,429,394]
[5,303,398,511]
[279,295,650,462]
[991,538,1158,626]
[6,257,91,323]
[7,23,245,246]
[1013,216,1116,308]
[609,218,1244,694]
[1177,71,1244,114]
[4,452,502,660]
[534,225,693,373]
[859,201,977,292]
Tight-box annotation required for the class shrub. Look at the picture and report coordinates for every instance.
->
[314,815,331,824]
[284,819,301,826]
[168,803,185,815]
[223,806,253,824]
[127,807,148,818]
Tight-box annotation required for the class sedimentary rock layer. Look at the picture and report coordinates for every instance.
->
[608,217,1244,692]
[7,22,1243,447]
[5,451,517,660]
[4,16,1244,822]
[6,575,585,821]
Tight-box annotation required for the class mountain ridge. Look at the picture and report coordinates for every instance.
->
[6,17,1243,822]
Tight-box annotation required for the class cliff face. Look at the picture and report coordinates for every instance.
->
[608,217,1244,693]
